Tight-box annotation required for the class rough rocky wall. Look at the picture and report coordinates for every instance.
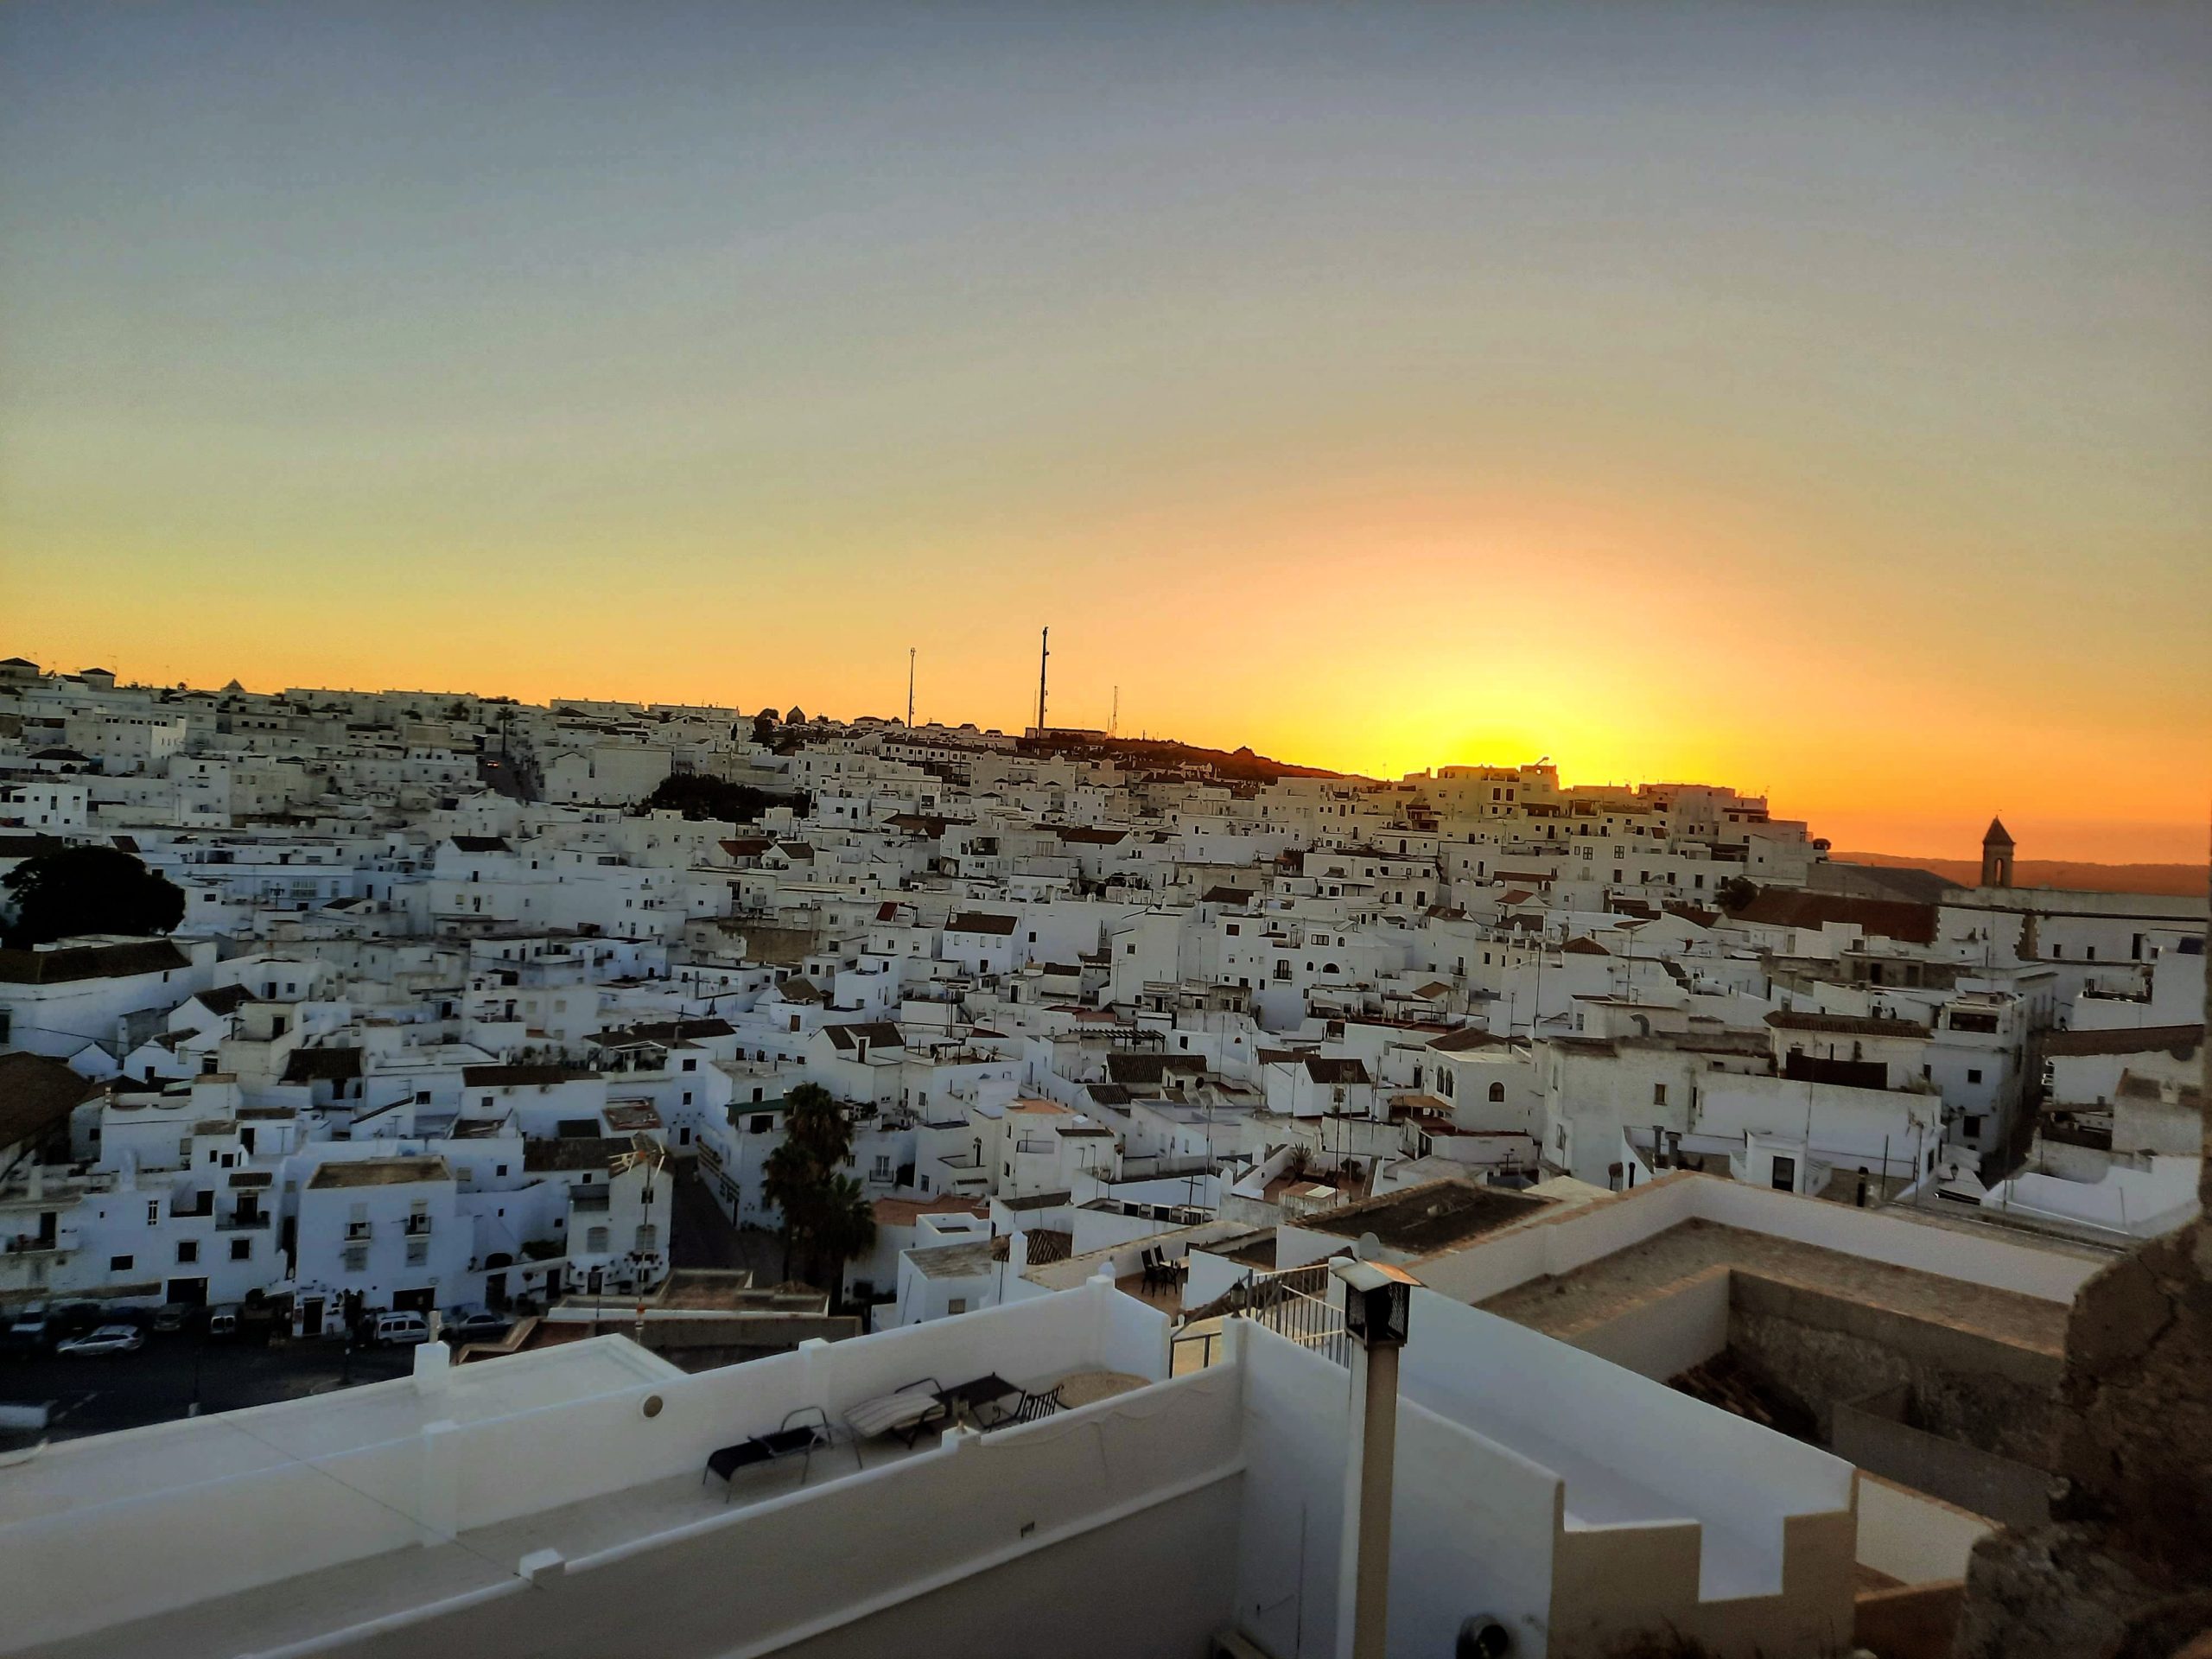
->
[1726,1274,2059,1466]
[1954,906,2211,1659]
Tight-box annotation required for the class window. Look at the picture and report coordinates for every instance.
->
[1967,1068,1983,1084]
[176,1240,199,1264]
[634,1224,659,1255]
[682,1058,696,1072]
[871,1154,892,1179]
[1488,1081,1505,1103]
[406,1239,429,1266]
[585,1226,610,1254]
[1963,1114,1984,1140]
[230,1237,252,1261]
[343,1244,368,1273]
[947,1298,969,1315]
[146,1202,160,1227]
[110,1254,134,1273]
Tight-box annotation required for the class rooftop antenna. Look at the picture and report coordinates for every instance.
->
[1110,683,1119,738]
[907,647,916,730]
[1036,626,1050,736]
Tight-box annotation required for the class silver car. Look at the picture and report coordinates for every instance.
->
[57,1324,144,1357]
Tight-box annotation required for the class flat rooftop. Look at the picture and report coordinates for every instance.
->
[0,1338,677,1529]
[305,1155,451,1188]
[1478,1217,2071,1357]
[1300,1178,1552,1255]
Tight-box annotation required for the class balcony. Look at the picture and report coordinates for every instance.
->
[404,1216,434,1236]
[217,1211,271,1232]
[345,1222,374,1242]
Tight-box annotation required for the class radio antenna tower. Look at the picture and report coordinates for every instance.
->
[1036,626,1050,736]
[906,647,916,729]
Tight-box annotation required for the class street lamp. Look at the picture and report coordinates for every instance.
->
[1331,1255,1414,1659]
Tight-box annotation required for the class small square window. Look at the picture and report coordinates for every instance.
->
[230,1237,252,1261]
[176,1239,200,1265]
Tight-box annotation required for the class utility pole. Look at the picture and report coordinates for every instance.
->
[1036,626,1050,737]
[1110,684,1118,738]
[906,647,916,730]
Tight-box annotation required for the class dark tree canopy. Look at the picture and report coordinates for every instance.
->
[1715,875,1760,913]
[636,773,801,824]
[760,1084,877,1301]
[2,847,187,948]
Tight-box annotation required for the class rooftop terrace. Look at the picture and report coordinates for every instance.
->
[1479,1217,2072,1357]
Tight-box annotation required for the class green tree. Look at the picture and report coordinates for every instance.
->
[1715,876,1760,913]
[807,1176,878,1312]
[2,847,186,949]
[637,773,784,823]
[759,1084,874,1302]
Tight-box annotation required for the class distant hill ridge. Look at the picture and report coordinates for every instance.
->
[1020,731,1345,784]
[1831,851,2208,899]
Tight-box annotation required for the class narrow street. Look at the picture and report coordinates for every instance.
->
[670,1166,788,1284]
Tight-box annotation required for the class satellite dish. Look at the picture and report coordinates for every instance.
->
[1355,1230,1382,1262]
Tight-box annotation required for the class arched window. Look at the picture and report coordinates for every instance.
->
[1488,1082,1505,1103]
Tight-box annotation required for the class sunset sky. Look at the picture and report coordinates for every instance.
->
[3,4,2207,862]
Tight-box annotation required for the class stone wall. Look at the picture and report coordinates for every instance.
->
[1726,1271,2060,1467]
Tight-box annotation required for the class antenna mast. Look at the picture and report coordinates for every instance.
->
[907,647,916,730]
[1036,626,1050,736]
[1110,684,1118,738]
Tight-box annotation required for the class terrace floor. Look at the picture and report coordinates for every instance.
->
[1477,1217,2073,1356]
[1113,1270,1184,1310]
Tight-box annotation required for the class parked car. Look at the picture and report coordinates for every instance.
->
[4,1306,52,1352]
[150,1304,194,1334]
[205,1306,242,1339]
[57,1325,144,1357]
[442,1308,512,1344]
[372,1311,430,1346]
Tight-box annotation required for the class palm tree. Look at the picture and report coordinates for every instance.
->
[761,1084,858,1284]
[807,1175,879,1313]
[782,1084,853,1171]
[761,1140,817,1283]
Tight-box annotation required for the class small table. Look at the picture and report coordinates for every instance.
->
[1053,1370,1147,1410]
[935,1372,1020,1427]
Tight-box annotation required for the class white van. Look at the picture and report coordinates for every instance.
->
[372,1311,430,1346]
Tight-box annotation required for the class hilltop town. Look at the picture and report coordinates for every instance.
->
[0,656,2203,1658]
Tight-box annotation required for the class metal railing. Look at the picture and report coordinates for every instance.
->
[1175,1260,1349,1370]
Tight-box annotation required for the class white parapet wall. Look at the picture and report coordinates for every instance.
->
[278,1363,1248,1659]
[0,1277,1171,1654]
[1853,1472,1995,1586]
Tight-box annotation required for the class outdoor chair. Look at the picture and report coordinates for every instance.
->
[702,1405,845,1497]
[1001,1383,1065,1427]
[843,1376,950,1446]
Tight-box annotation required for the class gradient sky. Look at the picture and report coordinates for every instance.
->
[3,4,2208,861]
